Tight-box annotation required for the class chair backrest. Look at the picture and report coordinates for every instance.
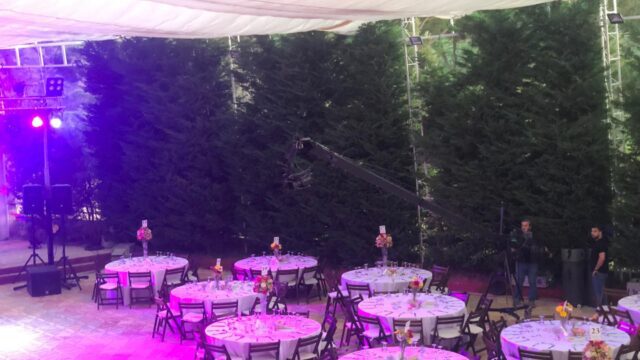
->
[129,271,152,284]
[231,267,243,281]
[164,266,186,285]
[489,317,508,336]
[211,300,239,320]
[300,266,318,283]
[615,344,638,360]
[275,268,299,284]
[597,305,616,326]
[612,307,635,326]
[98,272,120,284]
[250,268,266,279]
[435,315,465,330]
[322,313,338,348]
[519,348,553,360]
[357,313,382,328]
[292,333,322,360]
[248,341,280,360]
[568,351,583,360]
[392,319,424,345]
[179,301,205,316]
[204,343,231,360]
[291,310,310,318]
[346,283,372,298]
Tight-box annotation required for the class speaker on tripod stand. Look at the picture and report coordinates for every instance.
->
[51,184,87,289]
[13,185,47,291]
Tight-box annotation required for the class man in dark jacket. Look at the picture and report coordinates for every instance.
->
[511,219,541,307]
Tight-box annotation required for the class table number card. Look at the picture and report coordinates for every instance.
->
[142,219,148,228]
[274,237,279,245]
[216,258,221,266]
[379,225,386,234]
[261,266,269,276]
[589,326,602,341]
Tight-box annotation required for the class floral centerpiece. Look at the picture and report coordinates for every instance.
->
[253,270,273,315]
[270,237,282,258]
[211,258,223,289]
[394,321,414,360]
[376,225,393,266]
[408,276,423,302]
[583,340,612,360]
[136,220,152,258]
[555,301,574,333]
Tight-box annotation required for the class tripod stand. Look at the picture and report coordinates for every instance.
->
[55,215,87,290]
[13,216,46,291]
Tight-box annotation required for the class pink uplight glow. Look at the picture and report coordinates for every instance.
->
[31,116,44,128]
[0,325,39,353]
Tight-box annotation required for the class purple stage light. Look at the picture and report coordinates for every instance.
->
[50,117,62,129]
[31,116,44,128]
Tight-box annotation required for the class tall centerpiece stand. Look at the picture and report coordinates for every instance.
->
[376,225,393,267]
[136,219,153,259]
[271,237,282,260]
[253,267,273,316]
[211,258,223,290]
[394,321,414,360]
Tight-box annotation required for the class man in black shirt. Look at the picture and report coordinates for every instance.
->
[511,219,541,307]
[590,225,609,307]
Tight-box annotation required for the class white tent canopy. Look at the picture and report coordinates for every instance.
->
[0,0,551,47]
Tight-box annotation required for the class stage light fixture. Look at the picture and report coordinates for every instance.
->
[607,13,624,24]
[45,77,64,97]
[408,36,423,46]
[31,116,44,128]
[50,117,62,129]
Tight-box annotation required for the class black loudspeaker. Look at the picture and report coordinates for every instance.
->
[51,184,72,215]
[23,184,44,215]
[26,265,61,297]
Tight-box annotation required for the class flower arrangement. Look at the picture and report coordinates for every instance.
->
[253,275,273,295]
[270,242,282,251]
[375,233,393,248]
[394,327,414,344]
[212,264,223,275]
[409,276,423,290]
[136,226,152,242]
[555,301,574,319]
[583,340,612,360]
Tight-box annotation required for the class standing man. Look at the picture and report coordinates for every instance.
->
[590,225,609,307]
[511,219,541,307]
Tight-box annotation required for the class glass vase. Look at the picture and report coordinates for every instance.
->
[142,241,148,259]
[259,293,268,316]
[381,247,388,267]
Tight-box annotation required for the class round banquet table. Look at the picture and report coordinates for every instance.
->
[500,320,630,360]
[170,281,257,317]
[339,346,468,360]
[234,255,318,278]
[618,294,640,325]
[205,315,321,360]
[358,293,467,345]
[341,267,432,294]
[104,256,188,305]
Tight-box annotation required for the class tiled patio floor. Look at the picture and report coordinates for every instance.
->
[0,271,594,360]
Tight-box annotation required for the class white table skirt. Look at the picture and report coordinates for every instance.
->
[170,281,257,316]
[104,256,188,305]
[500,320,630,360]
[342,267,433,294]
[358,293,466,345]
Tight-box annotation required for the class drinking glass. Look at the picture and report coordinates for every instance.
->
[364,263,369,270]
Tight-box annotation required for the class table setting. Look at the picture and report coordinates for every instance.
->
[357,292,467,344]
[205,314,321,360]
[500,319,631,360]
[170,280,257,317]
[234,254,318,278]
[342,266,433,295]
[104,254,188,305]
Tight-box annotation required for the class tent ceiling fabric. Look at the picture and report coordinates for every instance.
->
[0,0,551,47]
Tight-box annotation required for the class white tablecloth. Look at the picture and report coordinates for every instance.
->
[104,256,188,305]
[618,294,640,325]
[500,320,630,360]
[234,255,318,278]
[342,267,433,294]
[358,293,466,345]
[205,315,321,360]
[339,346,468,360]
[170,281,257,317]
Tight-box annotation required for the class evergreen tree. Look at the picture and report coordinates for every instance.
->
[83,39,234,252]
[419,1,610,268]
[231,23,417,265]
